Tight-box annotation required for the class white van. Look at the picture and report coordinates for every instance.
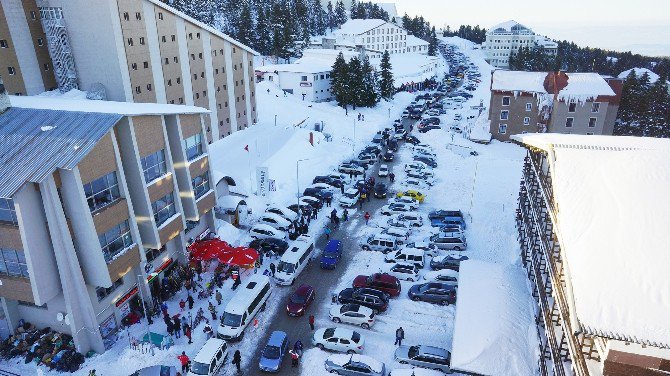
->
[217,274,272,341]
[361,233,400,254]
[384,247,425,268]
[274,235,315,286]
[187,338,228,376]
[339,188,360,208]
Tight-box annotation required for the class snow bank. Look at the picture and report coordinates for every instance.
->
[451,260,538,376]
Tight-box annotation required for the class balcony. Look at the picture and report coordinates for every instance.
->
[107,245,141,282]
[158,214,184,246]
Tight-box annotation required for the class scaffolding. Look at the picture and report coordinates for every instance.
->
[516,148,595,376]
[39,7,78,93]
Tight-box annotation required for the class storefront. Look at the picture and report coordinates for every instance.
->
[147,258,185,302]
[99,314,119,350]
[116,285,143,327]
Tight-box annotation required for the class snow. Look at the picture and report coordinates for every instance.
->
[406,35,429,48]
[491,70,547,94]
[618,67,661,83]
[256,61,333,74]
[9,94,209,116]
[327,354,384,373]
[335,19,387,35]
[558,73,616,102]
[450,260,538,376]
[514,133,670,347]
[491,71,615,103]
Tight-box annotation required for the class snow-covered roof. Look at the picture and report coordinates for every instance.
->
[618,67,661,83]
[406,35,429,48]
[512,133,670,347]
[535,36,558,49]
[560,73,616,100]
[491,71,616,102]
[9,95,209,116]
[491,70,546,93]
[451,260,538,376]
[336,19,387,35]
[256,61,333,74]
[487,20,533,35]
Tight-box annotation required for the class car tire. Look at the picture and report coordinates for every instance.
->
[399,361,408,365]
[362,245,371,252]
[332,317,341,323]
[330,370,338,374]
[317,343,325,350]
[412,296,421,301]
[361,323,370,329]
[453,246,460,251]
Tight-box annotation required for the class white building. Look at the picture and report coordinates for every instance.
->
[406,35,430,54]
[484,20,558,69]
[334,19,408,55]
[255,58,338,102]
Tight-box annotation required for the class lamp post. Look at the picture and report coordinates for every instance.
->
[136,274,153,355]
[296,158,311,207]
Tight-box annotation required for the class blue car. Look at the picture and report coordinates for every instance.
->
[320,240,343,269]
[259,331,289,373]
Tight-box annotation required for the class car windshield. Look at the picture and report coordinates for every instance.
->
[290,293,306,304]
[344,192,358,199]
[277,261,295,273]
[323,251,338,258]
[189,361,210,375]
[262,345,281,360]
[222,312,242,327]
[408,346,420,358]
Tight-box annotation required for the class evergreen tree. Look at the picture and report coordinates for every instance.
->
[334,0,348,27]
[255,7,271,55]
[379,50,394,99]
[349,0,359,18]
[236,1,254,47]
[347,57,364,109]
[331,53,350,110]
[428,26,438,56]
[361,56,379,106]
[326,1,335,31]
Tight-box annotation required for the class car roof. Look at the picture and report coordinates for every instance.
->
[193,338,226,363]
[325,239,342,251]
[294,284,313,296]
[345,188,359,195]
[267,331,287,346]
[252,223,279,232]
[373,273,398,282]
[261,212,289,223]
[419,345,450,358]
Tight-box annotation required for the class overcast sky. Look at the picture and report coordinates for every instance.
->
[389,0,670,56]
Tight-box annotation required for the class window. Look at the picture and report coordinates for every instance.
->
[135,12,141,20]
[588,117,597,128]
[131,63,137,70]
[525,103,532,111]
[565,117,574,128]
[191,53,195,60]
[135,86,141,94]
[152,193,176,227]
[171,35,176,42]
[44,63,49,71]
[143,61,149,69]
[586,132,594,135]
[8,67,16,75]
[198,52,202,59]
[164,57,169,65]
[83,172,121,212]
[0,249,29,278]
[568,102,577,112]
[192,173,210,199]
[158,12,163,20]
[523,117,530,125]
[95,278,123,301]
[498,124,507,134]
[123,12,129,21]
[98,220,133,263]
[147,84,152,91]
[176,77,181,84]
[0,198,18,225]
[174,56,178,63]
[0,40,7,48]
[500,110,509,120]
[37,38,43,46]
[592,102,600,113]
[141,149,167,183]
[167,79,172,86]
[127,38,133,46]
[145,245,166,263]
[184,133,204,161]
[139,37,145,45]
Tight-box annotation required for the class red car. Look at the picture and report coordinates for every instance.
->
[286,284,315,316]
[352,273,401,297]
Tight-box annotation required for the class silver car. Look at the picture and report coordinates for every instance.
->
[324,354,386,376]
[394,345,452,373]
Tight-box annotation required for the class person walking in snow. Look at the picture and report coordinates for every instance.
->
[289,349,299,367]
[203,323,213,339]
[187,294,194,310]
[208,302,217,321]
[394,326,405,346]
[173,316,181,338]
[364,212,371,225]
[215,290,222,306]
[184,323,192,344]
[294,340,304,357]
[330,209,338,224]
[324,227,331,240]
[340,184,345,194]
[179,299,185,312]
[88,369,96,376]
[177,352,190,373]
[333,215,340,228]
[308,315,315,330]
[389,172,395,183]
[232,350,242,373]
[161,302,168,317]
[342,209,348,222]
[270,262,276,277]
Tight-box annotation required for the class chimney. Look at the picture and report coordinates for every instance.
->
[0,76,10,114]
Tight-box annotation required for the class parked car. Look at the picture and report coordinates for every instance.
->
[385,216,414,233]
[380,202,413,216]
[313,175,344,188]
[404,162,430,172]
[394,345,452,373]
[320,239,343,270]
[308,183,338,194]
[408,282,456,305]
[361,233,400,254]
[258,213,292,232]
[423,270,458,286]
[378,164,389,178]
[373,183,388,198]
[405,135,420,145]
[324,354,385,376]
[418,125,441,133]
[287,203,314,217]
[357,153,377,165]
[352,273,402,297]
[338,164,365,176]
[303,187,332,202]
[250,224,287,241]
[396,213,424,227]
[430,255,469,271]
[429,234,466,251]
[403,178,431,190]
[386,263,420,282]
[362,145,382,156]
[329,304,376,329]
[313,328,365,354]
[394,129,407,140]
[413,156,438,168]
[339,188,361,208]
[258,331,290,373]
[406,240,438,257]
[384,247,425,268]
[286,284,315,316]
[299,195,323,210]
[337,288,389,313]
[382,151,394,162]
[249,238,289,257]
[381,227,410,242]
[396,190,425,203]
[265,205,299,223]
[429,210,466,228]
[387,139,399,152]
[371,134,384,144]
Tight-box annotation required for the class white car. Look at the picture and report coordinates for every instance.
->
[313,327,365,354]
[423,270,459,286]
[385,217,413,233]
[266,205,298,222]
[382,227,410,242]
[258,213,292,232]
[380,203,413,216]
[407,170,435,182]
[308,183,337,194]
[393,130,407,140]
[339,188,360,208]
[392,196,420,208]
[250,224,287,240]
[299,195,322,207]
[378,164,389,178]
[404,178,433,189]
[396,213,424,227]
[386,263,420,282]
[328,303,376,329]
[407,240,439,257]
[404,162,429,172]
[406,167,435,178]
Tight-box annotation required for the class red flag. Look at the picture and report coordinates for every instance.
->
[244,145,249,152]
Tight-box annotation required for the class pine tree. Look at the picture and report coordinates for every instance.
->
[236,1,254,47]
[326,1,335,31]
[428,26,438,56]
[361,56,379,106]
[347,56,364,109]
[334,0,348,27]
[255,7,271,55]
[379,50,394,99]
[349,0,359,19]
[331,52,350,110]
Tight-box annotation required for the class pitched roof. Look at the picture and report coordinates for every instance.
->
[491,70,616,101]
[406,35,429,47]
[336,19,387,35]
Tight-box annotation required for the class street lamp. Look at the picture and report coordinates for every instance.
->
[296,158,312,207]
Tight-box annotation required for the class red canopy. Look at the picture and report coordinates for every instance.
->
[188,239,259,267]
[217,247,259,267]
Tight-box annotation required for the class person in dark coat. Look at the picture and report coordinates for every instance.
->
[173,317,181,338]
[184,324,192,344]
[308,315,315,330]
[269,263,276,277]
[232,350,242,373]
[394,327,405,346]
[340,184,345,194]
[166,320,174,337]
[187,294,194,310]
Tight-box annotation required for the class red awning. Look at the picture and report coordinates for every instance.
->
[188,238,259,267]
[217,247,259,268]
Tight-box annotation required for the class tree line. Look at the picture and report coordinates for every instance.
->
[615,71,670,138]
[330,50,395,112]
[442,25,487,44]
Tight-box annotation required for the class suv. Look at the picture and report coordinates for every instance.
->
[361,234,399,253]
[394,345,452,373]
[430,255,469,271]
[352,273,401,297]
[429,234,467,251]
[408,282,457,305]
[313,176,344,188]
[338,288,389,313]
[339,188,360,208]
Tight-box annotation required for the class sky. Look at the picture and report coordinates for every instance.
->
[386,0,670,57]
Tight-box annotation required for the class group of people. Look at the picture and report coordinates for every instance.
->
[288,207,317,240]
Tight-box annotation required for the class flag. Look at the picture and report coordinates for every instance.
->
[244,145,249,152]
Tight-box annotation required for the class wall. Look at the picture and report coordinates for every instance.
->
[548,99,608,135]
[489,91,542,141]
[21,0,56,90]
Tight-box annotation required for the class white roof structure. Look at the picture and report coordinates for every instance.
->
[618,67,661,83]
[491,71,615,102]
[560,73,616,100]
[406,35,429,48]
[336,19,387,35]
[535,36,558,49]
[451,260,537,376]
[491,70,546,93]
[256,61,333,74]
[487,20,533,35]
[512,133,670,347]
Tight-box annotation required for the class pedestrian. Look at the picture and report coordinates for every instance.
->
[208,302,217,320]
[88,369,96,376]
[187,294,194,310]
[161,302,168,317]
[312,208,317,220]
[180,315,188,329]
[179,299,185,312]
[308,315,315,330]
[232,270,242,289]
[342,209,348,222]
[166,320,174,337]
[334,215,340,228]
[184,323,192,344]
[270,262,276,277]
[232,349,242,373]
[177,351,190,374]
[340,184,345,194]
[290,349,299,367]
[395,326,405,346]
[294,340,304,356]
[324,227,331,240]
[364,212,371,225]
[330,209,337,223]
[389,172,395,183]
[366,191,371,202]
[359,199,364,210]
[173,316,181,338]
[215,290,223,305]
[349,171,354,180]
[203,323,213,339]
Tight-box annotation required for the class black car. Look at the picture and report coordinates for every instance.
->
[387,140,399,152]
[288,203,314,216]
[303,188,332,201]
[373,183,388,198]
[423,117,440,125]
[413,156,438,168]
[248,238,289,256]
[430,255,469,271]
[405,135,420,145]
[362,145,382,156]
[418,125,441,133]
[337,288,389,313]
[313,176,344,188]
[382,152,394,162]
[408,282,457,306]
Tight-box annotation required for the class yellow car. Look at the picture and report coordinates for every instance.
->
[396,190,425,203]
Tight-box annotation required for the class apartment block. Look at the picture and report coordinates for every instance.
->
[484,20,557,69]
[489,70,622,141]
[0,0,258,142]
[0,90,217,353]
[333,19,408,55]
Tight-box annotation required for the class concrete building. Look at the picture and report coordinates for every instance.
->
[513,133,670,376]
[0,0,258,142]
[406,35,430,54]
[334,19,408,55]
[484,20,558,69]
[488,70,622,141]
[0,89,217,353]
[256,63,333,102]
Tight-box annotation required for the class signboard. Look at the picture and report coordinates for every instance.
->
[147,258,174,283]
[256,166,269,197]
[115,286,138,307]
[99,314,118,338]
[197,228,212,241]
[299,82,312,87]
[269,179,276,192]
[118,302,131,318]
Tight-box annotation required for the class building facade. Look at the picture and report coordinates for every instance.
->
[0,92,217,354]
[406,35,430,54]
[489,70,622,141]
[0,0,258,142]
[256,64,333,102]
[334,19,408,55]
[484,20,558,69]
